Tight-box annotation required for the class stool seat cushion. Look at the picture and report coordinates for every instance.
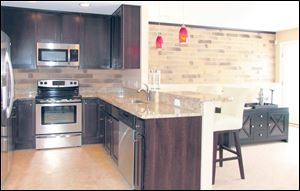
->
[214,113,242,132]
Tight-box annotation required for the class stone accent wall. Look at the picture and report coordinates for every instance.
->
[14,68,122,97]
[149,24,276,84]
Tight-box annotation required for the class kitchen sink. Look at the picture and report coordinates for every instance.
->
[245,102,278,109]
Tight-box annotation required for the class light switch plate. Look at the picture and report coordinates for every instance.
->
[174,99,181,107]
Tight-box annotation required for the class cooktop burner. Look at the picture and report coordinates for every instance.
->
[35,80,81,103]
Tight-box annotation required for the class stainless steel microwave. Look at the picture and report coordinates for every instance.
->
[37,42,80,67]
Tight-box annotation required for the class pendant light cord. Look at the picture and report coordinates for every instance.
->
[182,2,184,26]
[158,1,161,34]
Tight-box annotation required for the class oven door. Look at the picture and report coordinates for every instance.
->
[36,102,82,135]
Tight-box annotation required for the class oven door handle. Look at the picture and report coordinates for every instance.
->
[36,133,82,139]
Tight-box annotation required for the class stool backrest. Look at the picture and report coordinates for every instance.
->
[220,87,251,124]
[197,85,223,95]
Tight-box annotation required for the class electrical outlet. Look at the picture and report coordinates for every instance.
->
[174,99,181,107]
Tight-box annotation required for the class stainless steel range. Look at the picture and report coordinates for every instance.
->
[35,80,82,150]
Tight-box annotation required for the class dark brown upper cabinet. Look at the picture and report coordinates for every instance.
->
[2,5,139,69]
[111,5,141,69]
[3,7,37,69]
[61,14,82,44]
[35,12,61,43]
[80,14,111,69]
[36,12,82,44]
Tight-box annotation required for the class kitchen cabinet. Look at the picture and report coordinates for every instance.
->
[36,11,61,43]
[111,5,140,69]
[98,100,106,144]
[3,7,37,69]
[224,107,289,146]
[13,99,35,150]
[82,98,104,144]
[61,14,82,43]
[1,7,4,31]
[104,103,119,163]
[104,113,112,153]
[80,14,111,69]
[267,108,289,140]
[101,99,201,190]
[111,116,119,162]
[36,12,82,44]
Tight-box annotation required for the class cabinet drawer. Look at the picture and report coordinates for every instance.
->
[252,113,267,127]
[253,128,268,140]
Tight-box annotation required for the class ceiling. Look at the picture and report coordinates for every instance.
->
[1,1,299,32]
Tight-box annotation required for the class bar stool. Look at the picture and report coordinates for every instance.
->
[212,87,249,185]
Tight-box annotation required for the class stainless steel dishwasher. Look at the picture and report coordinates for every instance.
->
[118,110,135,189]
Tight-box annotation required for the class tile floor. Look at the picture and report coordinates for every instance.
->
[3,125,299,190]
[3,145,130,190]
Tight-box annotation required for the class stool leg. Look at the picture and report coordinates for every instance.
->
[233,131,245,179]
[212,132,219,185]
[219,133,223,167]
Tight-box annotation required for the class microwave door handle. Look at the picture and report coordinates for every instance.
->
[68,48,70,64]
[5,51,14,118]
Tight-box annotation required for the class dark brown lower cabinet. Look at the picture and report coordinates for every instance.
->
[142,117,202,190]
[13,99,35,150]
[111,116,119,162]
[82,98,105,144]
[104,114,112,153]
[100,98,202,190]
[104,105,119,163]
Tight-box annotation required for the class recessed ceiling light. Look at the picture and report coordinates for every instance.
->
[79,2,91,7]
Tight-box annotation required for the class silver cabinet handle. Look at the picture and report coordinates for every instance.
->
[251,125,254,128]
[259,124,263,127]
[260,115,263,118]
[259,133,263,137]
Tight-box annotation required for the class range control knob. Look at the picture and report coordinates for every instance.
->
[44,82,47,85]
[70,82,73,85]
[74,81,77,85]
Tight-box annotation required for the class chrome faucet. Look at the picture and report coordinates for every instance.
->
[138,84,151,102]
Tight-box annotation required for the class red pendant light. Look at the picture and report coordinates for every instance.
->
[179,24,188,45]
[156,33,163,49]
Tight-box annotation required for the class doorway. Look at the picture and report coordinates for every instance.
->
[280,41,299,124]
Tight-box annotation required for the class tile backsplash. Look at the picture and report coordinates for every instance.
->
[14,68,123,98]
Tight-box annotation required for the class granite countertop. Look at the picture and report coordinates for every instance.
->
[83,92,202,119]
[163,91,232,102]
[15,88,232,119]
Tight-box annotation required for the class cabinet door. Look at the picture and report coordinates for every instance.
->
[111,5,140,69]
[268,109,289,140]
[111,8,122,69]
[3,8,37,69]
[1,7,4,31]
[82,98,100,144]
[111,117,119,162]
[36,12,61,43]
[105,114,112,153]
[80,15,111,69]
[98,106,105,144]
[14,100,35,150]
[239,111,253,143]
[61,14,82,43]
[122,5,140,69]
